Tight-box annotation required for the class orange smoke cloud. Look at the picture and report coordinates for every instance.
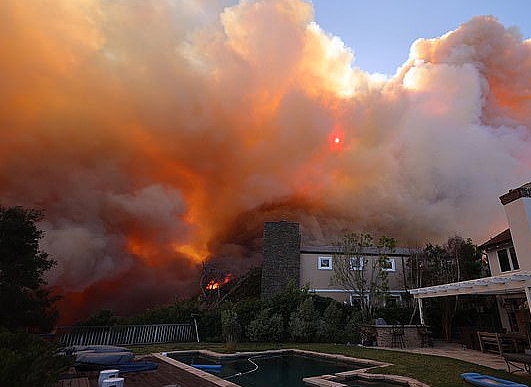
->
[1,1,530,323]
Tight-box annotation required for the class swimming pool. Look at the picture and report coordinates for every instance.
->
[169,351,360,387]
[162,350,408,387]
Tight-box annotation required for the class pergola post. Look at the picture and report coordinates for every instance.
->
[417,298,425,325]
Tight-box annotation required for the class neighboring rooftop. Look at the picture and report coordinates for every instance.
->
[478,228,512,251]
[499,182,531,205]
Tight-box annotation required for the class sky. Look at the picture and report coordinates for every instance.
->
[1,0,531,322]
[310,0,531,75]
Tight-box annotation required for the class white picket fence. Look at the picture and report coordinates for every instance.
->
[56,323,196,346]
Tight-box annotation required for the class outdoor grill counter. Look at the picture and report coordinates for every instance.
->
[361,324,432,348]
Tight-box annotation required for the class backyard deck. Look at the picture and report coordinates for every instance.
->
[75,357,220,387]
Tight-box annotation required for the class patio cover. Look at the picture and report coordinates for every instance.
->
[408,271,531,324]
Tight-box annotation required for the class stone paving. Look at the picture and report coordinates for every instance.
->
[377,340,530,376]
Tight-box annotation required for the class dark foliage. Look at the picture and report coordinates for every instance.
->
[74,309,121,326]
[0,327,73,387]
[0,206,59,332]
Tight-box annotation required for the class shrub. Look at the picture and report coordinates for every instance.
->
[0,328,73,387]
[318,301,345,342]
[221,308,241,348]
[344,310,363,344]
[247,309,284,342]
[199,308,222,342]
[289,298,319,342]
[268,313,284,342]
[233,298,264,340]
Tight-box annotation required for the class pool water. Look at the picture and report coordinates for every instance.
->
[170,353,360,387]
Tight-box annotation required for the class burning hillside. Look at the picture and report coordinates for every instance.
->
[1,0,530,323]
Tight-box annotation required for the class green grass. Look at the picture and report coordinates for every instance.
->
[128,342,531,387]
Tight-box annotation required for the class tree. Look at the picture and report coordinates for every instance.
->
[0,206,59,332]
[330,232,396,321]
[409,235,483,341]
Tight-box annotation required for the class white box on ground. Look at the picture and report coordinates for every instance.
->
[98,369,120,387]
[101,377,124,387]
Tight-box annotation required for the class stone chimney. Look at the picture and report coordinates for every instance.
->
[261,221,300,299]
[500,182,531,271]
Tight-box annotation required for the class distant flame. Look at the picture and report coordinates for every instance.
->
[205,273,232,290]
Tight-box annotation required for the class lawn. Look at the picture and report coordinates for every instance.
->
[128,342,531,387]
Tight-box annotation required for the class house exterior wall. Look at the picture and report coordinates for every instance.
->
[299,250,410,304]
[504,197,531,271]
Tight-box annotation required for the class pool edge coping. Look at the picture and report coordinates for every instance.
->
[152,349,430,387]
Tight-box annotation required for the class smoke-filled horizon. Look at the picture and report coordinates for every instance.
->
[2,0,530,323]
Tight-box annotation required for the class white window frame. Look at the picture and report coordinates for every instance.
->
[318,256,333,270]
[382,258,396,272]
[350,294,369,307]
[350,256,364,271]
[497,247,520,272]
[383,294,402,307]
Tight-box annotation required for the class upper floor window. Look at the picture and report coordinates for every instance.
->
[318,256,332,270]
[497,247,519,272]
[509,247,519,270]
[350,256,364,270]
[382,258,396,272]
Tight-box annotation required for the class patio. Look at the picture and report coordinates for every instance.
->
[376,340,511,371]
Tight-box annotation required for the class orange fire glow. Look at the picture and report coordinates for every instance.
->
[1,2,530,324]
[205,274,232,290]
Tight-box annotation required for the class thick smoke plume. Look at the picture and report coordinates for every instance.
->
[1,0,530,323]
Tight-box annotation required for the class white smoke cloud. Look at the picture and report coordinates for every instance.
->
[1,1,530,321]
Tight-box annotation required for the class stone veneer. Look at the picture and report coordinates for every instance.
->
[261,221,301,299]
[371,325,424,348]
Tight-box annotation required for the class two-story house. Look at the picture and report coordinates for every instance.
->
[260,221,416,306]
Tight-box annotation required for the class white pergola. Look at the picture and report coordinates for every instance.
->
[409,271,531,325]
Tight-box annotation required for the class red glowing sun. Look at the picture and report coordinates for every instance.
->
[328,130,344,151]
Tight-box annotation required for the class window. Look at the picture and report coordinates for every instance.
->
[497,249,511,272]
[350,295,368,307]
[382,258,396,272]
[509,247,519,270]
[350,256,364,270]
[318,256,332,270]
[384,295,401,307]
[497,247,519,272]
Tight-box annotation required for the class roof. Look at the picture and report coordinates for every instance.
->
[478,228,512,251]
[300,245,418,257]
[500,182,531,205]
[409,271,531,299]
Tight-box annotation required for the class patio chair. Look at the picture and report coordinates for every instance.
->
[391,325,405,349]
